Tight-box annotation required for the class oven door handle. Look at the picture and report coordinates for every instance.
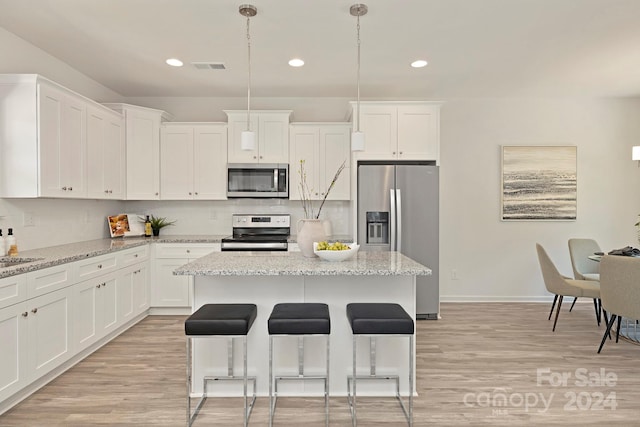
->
[274,169,278,191]
[221,241,288,250]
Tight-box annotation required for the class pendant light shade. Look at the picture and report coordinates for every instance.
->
[351,131,365,151]
[241,130,256,151]
[240,4,257,151]
[350,4,367,152]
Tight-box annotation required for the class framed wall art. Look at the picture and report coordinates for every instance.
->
[501,145,577,221]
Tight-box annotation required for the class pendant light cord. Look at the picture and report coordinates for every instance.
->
[356,13,361,133]
[246,15,252,132]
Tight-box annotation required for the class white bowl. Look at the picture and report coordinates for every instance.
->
[313,242,360,262]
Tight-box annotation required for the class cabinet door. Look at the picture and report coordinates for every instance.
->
[358,106,398,158]
[38,83,65,197]
[194,125,227,199]
[87,106,124,199]
[126,109,161,199]
[103,113,125,198]
[160,126,194,199]
[397,105,439,160]
[60,94,86,198]
[0,302,28,403]
[99,277,118,336]
[227,115,259,163]
[152,259,191,307]
[320,125,351,200]
[259,115,289,163]
[74,279,100,350]
[27,287,73,380]
[116,270,135,325]
[289,126,320,201]
[132,265,149,314]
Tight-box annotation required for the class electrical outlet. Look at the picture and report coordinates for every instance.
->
[23,212,35,227]
[451,269,459,280]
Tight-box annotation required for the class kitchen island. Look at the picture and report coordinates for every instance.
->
[174,250,431,397]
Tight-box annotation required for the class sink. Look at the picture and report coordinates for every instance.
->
[0,257,43,268]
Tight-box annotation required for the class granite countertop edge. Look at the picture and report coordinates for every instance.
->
[0,235,227,279]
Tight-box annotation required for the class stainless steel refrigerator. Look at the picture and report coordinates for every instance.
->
[357,161,439,319]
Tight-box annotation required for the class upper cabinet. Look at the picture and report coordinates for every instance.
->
[225,110,292,164]
[87,104,125,199]
[0,74,118,198]
[350,102,441,163]
[159,123,227,200]
[103,103,172,200]
[289,123,351,201]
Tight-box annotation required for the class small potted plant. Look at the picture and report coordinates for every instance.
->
[142,215,176,236]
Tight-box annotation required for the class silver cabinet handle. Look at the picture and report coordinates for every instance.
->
[22,312,28,317]
[134,254,138,258]
[186,250,191,254]
[96,284,101,288]
[62,186,67,191]
[104,189,109,194]
[69,187,73,191]
[97,264,103,269]
[31,308,38,314]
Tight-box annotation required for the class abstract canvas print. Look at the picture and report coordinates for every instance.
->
[501,146,577,220]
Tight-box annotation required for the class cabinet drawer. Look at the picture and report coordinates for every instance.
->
[76,253,118,281]
[27,264,74,299]
[0,274,27,309]
[154,244,218,259]
[118,245,149,267]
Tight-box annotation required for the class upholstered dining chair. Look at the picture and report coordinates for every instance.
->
[536,243,602,331]
[597,255,640,353]
[568,238,602,321]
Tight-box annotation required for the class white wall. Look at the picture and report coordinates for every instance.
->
[439,97,640,301]
[0,27,123,102]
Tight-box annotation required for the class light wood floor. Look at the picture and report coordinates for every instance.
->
[1,302,639,426]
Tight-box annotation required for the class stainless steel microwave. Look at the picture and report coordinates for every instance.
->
[226,163,289,198]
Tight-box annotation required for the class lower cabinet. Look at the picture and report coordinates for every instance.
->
[26,286,74,381]
[74,273,118,352]
[0,301,28,403]
[116,264,148,326]
[152,243,219,308]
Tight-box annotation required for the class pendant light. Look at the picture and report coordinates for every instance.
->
[350,3,367,152]
[239,4,257,151]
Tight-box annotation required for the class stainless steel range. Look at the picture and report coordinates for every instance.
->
[221,214,290,251]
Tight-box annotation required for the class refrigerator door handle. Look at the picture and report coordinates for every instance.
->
[396,189,402,253]
[390,188,396,250]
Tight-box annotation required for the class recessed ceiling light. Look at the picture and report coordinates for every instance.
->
[288,58,305,67]
[166,58,184,67]
[411,60,428,68]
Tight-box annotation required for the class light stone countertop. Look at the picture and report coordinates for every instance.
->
[0,235,226,279]
[174,250,432,276]
[0,234,355,279]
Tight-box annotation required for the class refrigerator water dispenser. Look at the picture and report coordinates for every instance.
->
[366,211,389,244]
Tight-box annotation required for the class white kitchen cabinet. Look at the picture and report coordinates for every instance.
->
[152,244,219,308]
[0,75,90,198]
[74,274,118,351]
[27,286,74,380]
[103,103,172,200]
[289,123,351,201]
[160,123,227,200]
[131,264,149,314]
[87,104,125,199]
[351,102,440,163]
[0,274,27,310]
[0,301,28,403]
[225,110,292,164]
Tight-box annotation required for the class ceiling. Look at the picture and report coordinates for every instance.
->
[1,0,640,99]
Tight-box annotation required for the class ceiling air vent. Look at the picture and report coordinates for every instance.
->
[192,62,226,70]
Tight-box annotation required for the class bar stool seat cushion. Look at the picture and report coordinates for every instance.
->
[346,303,414,335]
[268,303,331,335]
[185,303,257,336]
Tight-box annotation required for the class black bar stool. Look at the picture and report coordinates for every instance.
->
[346,303,414,427]
[268,303,331,427]
[185,303,257,427]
